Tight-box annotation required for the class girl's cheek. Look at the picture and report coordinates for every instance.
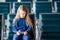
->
[20,14,25,18]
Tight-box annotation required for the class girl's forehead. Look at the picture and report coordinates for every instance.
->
[20,10,26,13]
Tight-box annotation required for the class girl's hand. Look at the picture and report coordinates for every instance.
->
[24,31,28,35]
[16,31,20,35]
[16,30,21,35]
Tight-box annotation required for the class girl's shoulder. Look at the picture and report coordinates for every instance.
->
[13,18,19,23]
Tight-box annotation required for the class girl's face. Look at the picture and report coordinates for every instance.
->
[19,10,26,18]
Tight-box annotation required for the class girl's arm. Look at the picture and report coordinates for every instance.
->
[12,20,18,33]
[25,22,32,33]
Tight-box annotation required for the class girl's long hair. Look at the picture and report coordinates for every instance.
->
[14,5,33,29]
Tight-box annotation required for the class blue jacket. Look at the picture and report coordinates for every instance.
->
[12,18,32,33]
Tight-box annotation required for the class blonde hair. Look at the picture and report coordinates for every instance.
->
[14,5,33,29]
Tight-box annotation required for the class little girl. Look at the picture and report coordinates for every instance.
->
[12,5,33,40]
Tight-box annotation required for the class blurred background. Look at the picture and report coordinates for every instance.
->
[0,0,60,40]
